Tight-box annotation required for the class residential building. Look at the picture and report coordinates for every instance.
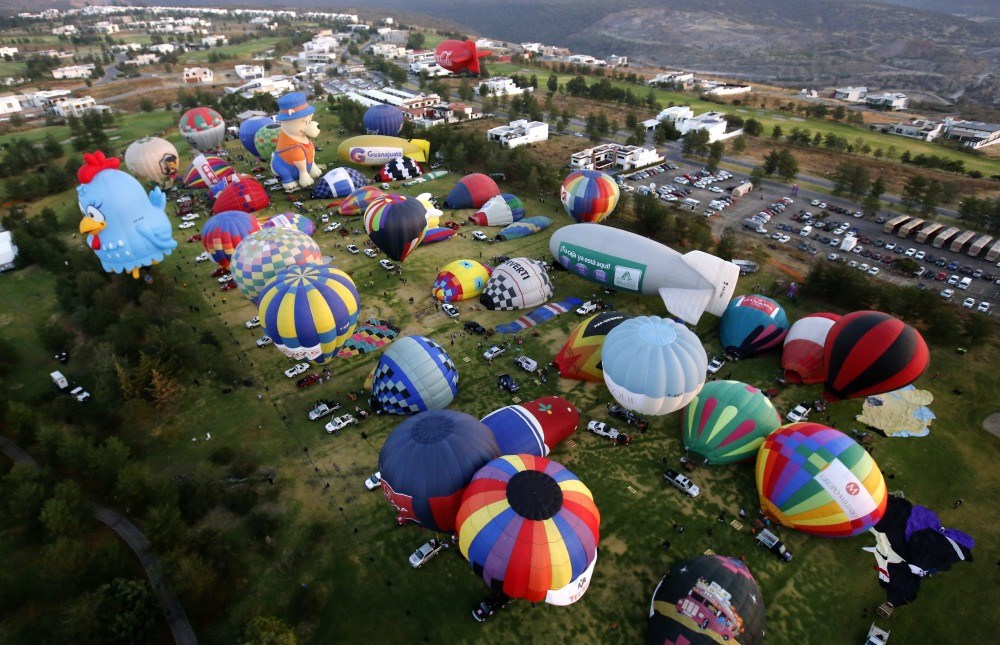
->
[351,87,440,110]
[46,96,111,118]
[304,35,340,55]
[487,119,549,148]
[410,61,451,77]
[606,54,628,68]
[51,25,78,36]
[941,118,1000,149]
[371,43,405,58]
[127,53,160,67]
[570,144,663,172]
[834,86,867,102]
[702,82,752,96]
[887,119,943,142]
[33,50,74,60]
[337,63,366,75]
[407,50,436,65]
[235,64,265,80]
[148,43,177,55]
[224,75,294,99]
[16,88,71,109]
[520,43,542,54]
[648,71,693,86]
[183,67,214,84]
[236,110,269,121]
[477,77,530,97]
[0,93,22,115]
[865,92,908,110]
[52,64,95,80]
[91,21,119,34]
[567,54,605,66]
[111,43,143,54]
[0,47,18,58]
[201,34,228,48]
[657,107,740,143]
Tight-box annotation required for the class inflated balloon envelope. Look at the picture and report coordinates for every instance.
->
[550,224,739,326]
[480,396,579,457]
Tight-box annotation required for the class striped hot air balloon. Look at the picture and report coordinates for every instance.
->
[230,228,323,303]
[496,216,552,241]
[560,170,619,223]
[179,107,225,151]
[781,313,840,384]
[756,422,888,538]
[311,166,370,199]
[364,194,427,262]
[200,210,261,269]
[181,154,234,190]
[257,263,361,365]
[480,396,579,457]
[443,173,500,209]
[370,336,459,415]
[339,185,383,216]
[718,295,790,359]
[681,380,782,465]
[822,310,929,402]
[470,193,525,226]
[457,455,600,605]
[553,311,632,382]
[212,177,270,215]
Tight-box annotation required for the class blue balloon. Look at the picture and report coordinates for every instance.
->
[371,336,459,415]
[239,116,272,159]
[719,295,790,359]
[363,104,405,137]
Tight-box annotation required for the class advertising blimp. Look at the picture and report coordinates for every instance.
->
[338,135,431,166]
[550,224,739,325]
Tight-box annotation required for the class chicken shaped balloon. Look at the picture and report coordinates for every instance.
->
[77,151,177,278]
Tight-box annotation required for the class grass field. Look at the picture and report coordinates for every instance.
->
[2,117,998,644]
[0,60,26,77]
[178,37,286,65]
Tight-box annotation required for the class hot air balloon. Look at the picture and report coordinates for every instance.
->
[207,172,253,199]
[200,210,261,269]
[230,228,323,303]
[496,216,552,241]
[432,259,492,302]
[718,295,790,359]
[781,313,840,384]
[434,39,491,75]
[647,556,766,645]
[363,104,405,136]
[181,154,234,190]
[179,107,225,151]
[443,173,500,209]
[238,116,272,159]
[257,264,361,365]
[480,257,553,311]
[680,381,782,465]
[756,422,888,538]
[254,123,282,162]
[601,316,707,416]
[212,177,270,215]
[364,194,427,262]
[560,170,620,224]
[370,336,459,415]
[470,194,525,226]
[376,157,424,182]
[378,410,499,532]
[339,185,383,216]
[310,166,369,199]
[480,396,579,457]
[421,227,456,244]
[553,311,633,382]
[124,137,179,185]
[338,135,431,165]
[261,212,316,237]
[822,311,930,402]
[457,455,600,605]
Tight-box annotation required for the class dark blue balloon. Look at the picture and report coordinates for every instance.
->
[719,295,790,359]
[363,105,405,137]
[239,116,272,159]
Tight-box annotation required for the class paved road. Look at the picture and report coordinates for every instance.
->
[0,434,197,645]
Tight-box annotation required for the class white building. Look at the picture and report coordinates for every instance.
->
[183,67,214,84]
[702,83,752,96]
[33,50,74,60]
[350,87,439,111]
[0,93,22,115]
[520,43,542,54]
[865,92,908,110]
[0,47,18,58]
[16,88,71,109]
[112,43,143,54]
[834,86,867,102]
[201,34,228,48]
[567,54,605,66]
[148,43,177,55]
[225,75,294,98]
[303,35,340,55]
[407,50,436,64]
[570,144,663,172]
[648,71,693,86]
[91,21,119,34]
[235,64,265,80]
[371,43,405,58]
[657,106,740,143]
[51,25,77,36]
[487,119,548,148]
[477,77,530,97]
[941,118,1000,149]
[410,62,452,77]
[887,119,943,142]
[52,64,95,80]
[46,96,111,118]
[338,63,366,75]
[606,54,628,68]
[127,53,160,67]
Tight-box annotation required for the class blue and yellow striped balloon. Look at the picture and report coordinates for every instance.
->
[257,264,361,365]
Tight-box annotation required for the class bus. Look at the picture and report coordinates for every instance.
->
[985,239,1000,263]
[949,230,977,254]
[931,227,961,249]
[915,222,944,244]
[882,215,911,235]
[967,234,994,258]
[897,218,924,239]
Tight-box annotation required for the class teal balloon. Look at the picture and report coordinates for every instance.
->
[681,380,783,465]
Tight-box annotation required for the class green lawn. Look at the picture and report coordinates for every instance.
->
[178,37,286,64]
[0,60,25,77]
[2,122,998,644]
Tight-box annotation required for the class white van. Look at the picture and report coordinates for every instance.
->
[958,277,972,290]
[799,225,813,237]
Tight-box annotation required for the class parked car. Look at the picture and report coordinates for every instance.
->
[706,356,726,374]
[977,302,991,313]
[308,401,341,421]
[472,595,515,622]
[364,471,382,490]
[663,468,700,497]
[245,316,260,329]
[497,373,520,393]
[325,414,357,433]
[786,404,811,422]
[178,221,195,229]
[284,363,310,378]
[442,303,460,318]
[483,346,505,360]
[756,527,793,562]
[576,301,599,315]
[347,244,360,254]
[363,248,378,257]
[256,335,273,348]
[409,538,449,568]
[607,403,649,430]
[471,230,488,241]
[464,321,487,335]
[379,259,396,271]
[195,251,210,262]
[941,288,954,300]
[586,420,626,442]
[297,374,322,388]
[220,281,237,292]
[514,356,538,372]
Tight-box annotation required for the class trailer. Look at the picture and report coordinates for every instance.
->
[896,217,924,239]
[949,230,977,254]
[931,226,961,249]
[967,234,994,258]
[882,214,911,235]
[731,181,753,198]
[914,222,944,244]
[985,239,1000,263]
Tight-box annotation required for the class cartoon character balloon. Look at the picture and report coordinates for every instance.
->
[718,294,790,359]
[230,228,323,303]
[432,260,492,302]
[124,137,179,186]
[370,336,460,415]
[76,151,177,278]
[756,422,888,537]
[179,107,225,151]
[257,263,361,365]
[560,170,620,223]
[681,381,782,465]
[364,194,428,262]
[200,210,261,269]
[601,316,707,416]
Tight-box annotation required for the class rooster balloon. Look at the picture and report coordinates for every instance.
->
[77,151,177,278]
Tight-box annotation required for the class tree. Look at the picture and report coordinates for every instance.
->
[770,125,783,140]
[762,149,781,175]
[547,73,558,93]
[682,129,710,157]
[406,33,425,50]
[731,136,746,154]
[743,118,763,137]
[749,166,765,187]
[242,616,298,645]
[714,227,739,260]
[43,134,64,159]
[90,578,159,643]
[901,176,928,211]
[457,79,472,102]
[707,141,725,171]
[776,149,798,181]
[921,180,943,215]
[633,192,667,238]
[39,480,90,538]
[624,111,638,131]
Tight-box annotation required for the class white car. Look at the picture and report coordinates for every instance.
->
[977,302,991,313]
[321,213,330,223]
[706,356,726,374]
[409,538,449,568]
[218,274,235,283]
[284,363,310,378]
[576,301,598,315]
[178,221,195,229]
[195,251,210,262]
[379,258,396,271]
[483,346,505,360]
[777,234,791,243]
[292,201,305,209]
[347,244,360,254]
[941,288,954,300]
[323,222,341,232]
[256,335,273,347]
[709,186,725,194]
[848,260,858,269]
[363,248,378,258]
[663,469,700,498]
[364,471,382,491]
[868,267,880,276]
[181,213,200,221]
[309,401,340,421]
[245,316,260,328]
[915,251,926,260]
[586,420,623,441]
[69,386,91,403]
[904,248,917,257]
[858,263,870,272]
[441,303,460,318]
[811,199,821,206]
[471,230,488,241]
[324,414,357,434]
[962,297,976,309]
[786,404,811,422]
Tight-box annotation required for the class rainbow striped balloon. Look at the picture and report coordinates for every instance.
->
[200,210,261,269]
[682,380,782,465]
[457,455,600,605]
[339,185,384,216]
[230,228,323,303]
[257,263,360,365]
[363,194,426,262]
[559,170,620,223]
[756,422,887,538]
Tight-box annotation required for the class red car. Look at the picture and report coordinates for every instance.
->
[210,267,229,278]
[935,272,948,282]
[186,234,203,243]
[297,373,322,388]
[220,281,237,292]
[444,220,461,230]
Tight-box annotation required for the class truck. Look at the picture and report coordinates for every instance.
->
[51,371,90,402]
[914,222,943,244]
[51,370,69,390]
[967,234,993,258]
[882,215,911,235]
[896,217,924,239]
[663,468,700,497]
[985,239,1000,263]
[931,226,960,249]
[743,218,767,234]
[839,236,858,253]
[756,528,793,562]
[949,230,977,254]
